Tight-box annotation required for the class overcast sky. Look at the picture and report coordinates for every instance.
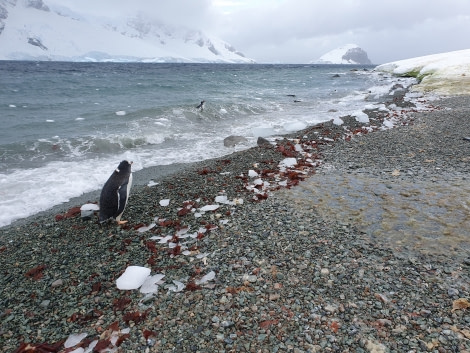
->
[50,0,470,64]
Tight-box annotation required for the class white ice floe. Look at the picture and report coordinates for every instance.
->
[115,110,126,116]
[116,266,151,290]
[195,270,216,285]
[248,169,259,178]
[159,199,170,206]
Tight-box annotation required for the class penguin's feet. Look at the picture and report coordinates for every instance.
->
[117,220,128,225]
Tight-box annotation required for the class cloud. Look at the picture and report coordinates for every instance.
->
[214,0,470,63]
[46,0,470,63]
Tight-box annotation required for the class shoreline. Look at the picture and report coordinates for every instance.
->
[1,88,470,352]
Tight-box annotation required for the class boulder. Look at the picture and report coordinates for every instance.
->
[224,135,248,147]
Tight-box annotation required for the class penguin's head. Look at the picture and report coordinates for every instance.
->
[115,160,133,173]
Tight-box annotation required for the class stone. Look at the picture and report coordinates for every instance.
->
[224,135,248,147]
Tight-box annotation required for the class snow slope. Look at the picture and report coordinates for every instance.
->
[313,44,372,65]
[0,0,253,63]
[376,49,470,95]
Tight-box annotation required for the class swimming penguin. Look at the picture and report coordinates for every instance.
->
[196,100,205,111]
[99,160,133,224]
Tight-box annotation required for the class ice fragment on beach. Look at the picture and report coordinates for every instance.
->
[176,227,190,237]
[140,274,165,294]
[115,110,126,116]
[80,203,99,219]
[279,158,297,169]
[159,199,170,206]
[138,223,156,233]
[116,266,151,290]
[200,204,219,212]
[168,280,185,292]
[195,271,216,285]
[69,348,84,353]
[80,204,99,211]
[149,235,172,243]
[64,333,88,348]
[147,180,159,187]
[215,195,229,204]
[248,170,259,178]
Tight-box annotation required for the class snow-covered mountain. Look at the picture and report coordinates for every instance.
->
[313,44,372,65]
[0,0,254,63]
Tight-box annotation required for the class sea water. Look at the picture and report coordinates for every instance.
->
[0,61,407,228]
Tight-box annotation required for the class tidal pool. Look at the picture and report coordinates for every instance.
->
[281,171,470,260]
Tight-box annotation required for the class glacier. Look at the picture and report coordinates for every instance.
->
[0,0,254,63]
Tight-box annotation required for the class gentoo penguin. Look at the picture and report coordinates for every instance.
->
[196,100,205,111]
[99,160,133,224]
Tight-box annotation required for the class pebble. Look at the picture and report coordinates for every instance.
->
[0,95,469,352]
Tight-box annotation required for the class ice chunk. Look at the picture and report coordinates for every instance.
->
[116,266,151,290]
[159,199,170,206]
[138,223,156,233]
[115,110,126,116]
[168,280,185,292]
[70,348,85,353]
[140,274,165,294]
[279,158,297,169]
[64,333,88,348]
[215,195,229,204]
[200,204,219,212]
[195,270,216,285]
[147,180,159,187]
[248,170,259,178]
[80,204,99,211]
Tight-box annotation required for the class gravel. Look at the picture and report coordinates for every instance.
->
[1,90,469,353]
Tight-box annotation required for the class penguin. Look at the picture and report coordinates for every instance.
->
[99,160,133,224]
[196,100,205,111]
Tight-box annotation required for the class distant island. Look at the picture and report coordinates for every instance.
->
[312,44,373,65]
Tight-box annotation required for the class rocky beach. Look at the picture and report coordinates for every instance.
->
[1,85,469,352]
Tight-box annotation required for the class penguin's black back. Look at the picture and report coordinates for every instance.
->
[99,161,132,223]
